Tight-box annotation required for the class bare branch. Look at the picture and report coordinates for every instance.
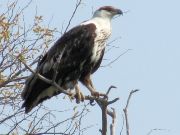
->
[0,109,23,125]
[108,98,120,105]
[102,49,132,67]
[106,85,117,96]
[64,0,83,33]
[123,89,139,135]
[107,108,116,135]
[93,87,119,135]
[18,58,72,96]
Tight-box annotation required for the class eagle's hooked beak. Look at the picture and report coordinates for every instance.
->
[116,9,123,15]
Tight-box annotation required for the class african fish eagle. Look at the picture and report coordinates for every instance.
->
[21,6,123,113]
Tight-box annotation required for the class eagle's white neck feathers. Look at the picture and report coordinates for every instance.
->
[81,9,112,30]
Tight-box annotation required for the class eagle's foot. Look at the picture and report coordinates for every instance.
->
[75,90,85,104]
[91,91,107,98]
[74,84,85,104]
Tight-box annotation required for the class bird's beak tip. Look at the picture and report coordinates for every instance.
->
[117,9,123,15]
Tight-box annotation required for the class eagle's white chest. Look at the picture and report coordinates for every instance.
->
[82,17,112,63]
[91,29,110,63]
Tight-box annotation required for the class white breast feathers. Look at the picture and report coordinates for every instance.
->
[81,17,112,63]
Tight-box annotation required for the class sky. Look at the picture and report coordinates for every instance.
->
[1,0,180,134]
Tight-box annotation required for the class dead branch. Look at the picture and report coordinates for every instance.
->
[64,0,83,33]
[120,114,125,135]
[107,108,116,135]
[94,86,119,135]
[123,89,139,135]
[0,109,23,125]
[101,49,132,67]
[42,104,88,134]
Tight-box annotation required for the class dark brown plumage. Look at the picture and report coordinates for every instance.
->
[21,6,122,113]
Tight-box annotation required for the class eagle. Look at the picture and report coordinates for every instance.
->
[21,6,123,113]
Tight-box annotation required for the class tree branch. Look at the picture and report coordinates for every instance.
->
[123,89,139,135]
[20,58,120,135]
[64,0,82,33]
[107,108,116,135]
[94,86,119,135]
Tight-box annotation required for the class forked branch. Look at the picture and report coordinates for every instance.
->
[96,86,119,135]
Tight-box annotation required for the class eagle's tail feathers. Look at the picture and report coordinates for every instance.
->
[22,86,59,113]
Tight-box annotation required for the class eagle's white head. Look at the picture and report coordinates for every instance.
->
[93,6,123,20]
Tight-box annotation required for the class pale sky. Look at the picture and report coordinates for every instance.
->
[1,0,180,134]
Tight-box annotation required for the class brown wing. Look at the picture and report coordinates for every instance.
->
[21,23,97,113]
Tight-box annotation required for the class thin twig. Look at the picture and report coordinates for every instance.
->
[102,49,132,67]
[64,0,82,33]
[0,109,23,125]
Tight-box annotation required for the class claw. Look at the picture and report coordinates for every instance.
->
[75,92,84,104]
[75,85,85,104]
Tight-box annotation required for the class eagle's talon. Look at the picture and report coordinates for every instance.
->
[68,93,75,100]
[91,91,107,98]
[75,91,85,104]
[80,92,85,102]
[91,91,100,97]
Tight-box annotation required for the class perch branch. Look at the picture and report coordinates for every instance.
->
[95,86,119,135]
[19,57,119,135]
